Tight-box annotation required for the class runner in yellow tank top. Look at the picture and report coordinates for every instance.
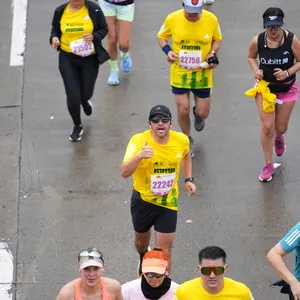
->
[157,0,222,158]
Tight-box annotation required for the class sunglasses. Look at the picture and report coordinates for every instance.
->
[78,249,103,262]
[150,116,171,124]
[200,265,227,276]
[266,25,280,30]
[144,272,165,278]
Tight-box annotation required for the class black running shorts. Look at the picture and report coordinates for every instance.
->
[130,190,177,234]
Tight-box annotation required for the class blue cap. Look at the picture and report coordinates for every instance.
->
[264,15,284,27]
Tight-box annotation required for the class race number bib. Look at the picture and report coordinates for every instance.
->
[70,39,94,57]
[151,173,175,196]
[179,50,202,70]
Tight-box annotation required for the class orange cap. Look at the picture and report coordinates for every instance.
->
[142,258,168,274]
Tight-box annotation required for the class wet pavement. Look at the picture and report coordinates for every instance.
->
[0,0,299,299]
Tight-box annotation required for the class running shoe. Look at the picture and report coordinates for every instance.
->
[204,0,214,4]
[258,162,275,182]
[107,71,120,86]
[193,106,205,131]
[69,125,83,142]
[121,53,132,73]
[189,136,195,158]
[81,100,93,116]
[274,135,285,156]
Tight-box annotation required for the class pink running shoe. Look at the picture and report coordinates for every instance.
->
[259,162,275,182]
[274,135,285,156]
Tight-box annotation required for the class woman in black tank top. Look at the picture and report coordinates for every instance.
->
[247,7,300,182]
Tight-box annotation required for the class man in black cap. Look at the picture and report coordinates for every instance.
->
[121,104,196,276]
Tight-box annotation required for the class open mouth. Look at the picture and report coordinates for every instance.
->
[157,128,165,133]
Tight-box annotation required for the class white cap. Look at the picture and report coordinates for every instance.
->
[79,257,104,270]
[183,0,203,14]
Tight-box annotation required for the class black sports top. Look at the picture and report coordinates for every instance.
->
[258,30,295,92]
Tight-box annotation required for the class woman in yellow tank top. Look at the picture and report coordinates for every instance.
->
[55,248,123,300]
[50,0,110,142]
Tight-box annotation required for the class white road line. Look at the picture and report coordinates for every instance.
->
[10,0,28,66]
[0,242,14,300]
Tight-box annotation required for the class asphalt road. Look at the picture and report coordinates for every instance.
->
[0,0,299,299]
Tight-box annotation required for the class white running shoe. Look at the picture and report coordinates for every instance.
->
[204,0,214,4]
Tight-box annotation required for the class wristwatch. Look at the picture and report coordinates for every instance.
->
[185,177,194,183]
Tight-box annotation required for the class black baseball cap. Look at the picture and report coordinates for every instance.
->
[149,105,172,119]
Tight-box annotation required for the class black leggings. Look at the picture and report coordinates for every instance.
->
[59,51,99,126]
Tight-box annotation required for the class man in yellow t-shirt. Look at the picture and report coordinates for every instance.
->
[121,105,197,276]
[157,0,222,157]
[174,246,255,300]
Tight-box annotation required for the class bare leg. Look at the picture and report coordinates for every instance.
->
[134,230,151,255]
[117,19,132,52]
[255,94,275,163]
[175,93,191,136]
[105,16,118,61]
[194,94,211,119]
[155,232,175,274]
[275,101,296,136]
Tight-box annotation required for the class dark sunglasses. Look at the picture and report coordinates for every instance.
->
[78,249,103,262]
[144,272,165,278]
[150,116,171,124]
[266,25,281,30]
[200,265,227,276]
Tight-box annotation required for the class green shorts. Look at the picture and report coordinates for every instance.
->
[99,0,135,22]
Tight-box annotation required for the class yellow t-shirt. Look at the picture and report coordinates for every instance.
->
[174,277,255,300]
[60,4,94,53]
[123,130,189,211]
[157,9,222,89]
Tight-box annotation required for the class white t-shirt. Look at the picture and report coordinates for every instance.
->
[122,278,179,300]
